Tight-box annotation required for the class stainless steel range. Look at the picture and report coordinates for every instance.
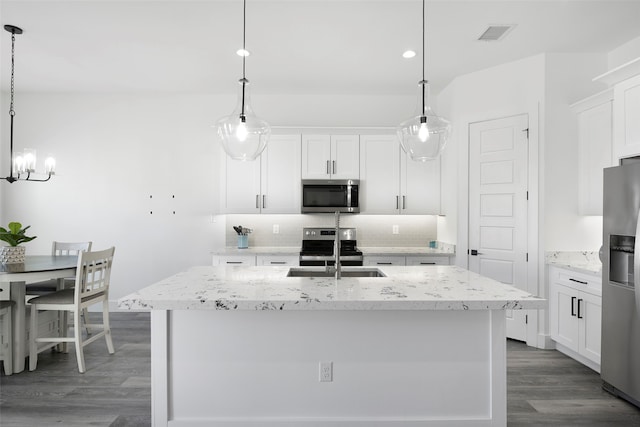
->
[299,227,363,266]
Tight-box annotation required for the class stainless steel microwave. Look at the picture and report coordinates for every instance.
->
[301,179,360,213]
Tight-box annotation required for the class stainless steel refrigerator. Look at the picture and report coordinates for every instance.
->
[602,161,640,407]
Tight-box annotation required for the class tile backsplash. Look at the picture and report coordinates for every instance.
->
[223,214,438,248]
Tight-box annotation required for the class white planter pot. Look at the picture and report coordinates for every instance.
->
[0,246,26,264]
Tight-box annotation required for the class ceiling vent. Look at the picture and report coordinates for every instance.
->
[478,25,515,42]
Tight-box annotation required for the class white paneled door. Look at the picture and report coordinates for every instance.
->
[469,114,529,342]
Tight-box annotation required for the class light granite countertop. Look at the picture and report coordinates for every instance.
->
[119,265,544,312]
[545,251,602,276]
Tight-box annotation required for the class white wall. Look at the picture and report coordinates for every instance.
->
[0,91,414,306]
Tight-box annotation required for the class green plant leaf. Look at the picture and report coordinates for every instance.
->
[8,222,22,234]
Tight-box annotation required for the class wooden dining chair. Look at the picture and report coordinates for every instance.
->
[25,241,93,294]
[28,247,115,373]
[26,241,92,337]
[0,300,14,375]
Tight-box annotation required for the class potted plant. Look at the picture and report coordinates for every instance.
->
[0,221,37,264]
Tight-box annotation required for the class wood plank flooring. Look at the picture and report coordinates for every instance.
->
[1,312,640,426]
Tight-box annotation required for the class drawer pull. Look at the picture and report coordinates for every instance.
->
[569,278,588,285]
[226,261,243,264]
[377,262,393,265]
[270,261,286,265]
[571,296,577,316]
[420,262,436,265]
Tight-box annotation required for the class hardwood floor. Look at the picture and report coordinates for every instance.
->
[1,313,640,426]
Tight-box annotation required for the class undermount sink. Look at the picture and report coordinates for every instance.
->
[287,267,387,278]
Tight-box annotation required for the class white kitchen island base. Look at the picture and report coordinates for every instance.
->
[150,309,507,426]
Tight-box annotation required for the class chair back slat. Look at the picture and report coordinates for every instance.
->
[74,247,115,304]
[53,241,92,256]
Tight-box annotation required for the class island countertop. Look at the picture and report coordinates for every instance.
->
[118,265,545,311]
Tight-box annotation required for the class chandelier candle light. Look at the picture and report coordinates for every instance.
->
[214,0,270,161]
[396,0,451,161]
[2,25,55,183]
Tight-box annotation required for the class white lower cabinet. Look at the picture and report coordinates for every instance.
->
[405,256,450,266]
[549,266,601,371]
[256,255,299,266]
[364,255,451,266]
[212,255,256,266]
[213,254,299,267]
[364,256,406,266]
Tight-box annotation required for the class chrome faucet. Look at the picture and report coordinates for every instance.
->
[334,210,341,279]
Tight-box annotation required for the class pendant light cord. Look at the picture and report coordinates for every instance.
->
[421,0,426,116]
[240,0,247,121]
[8,30,16,179]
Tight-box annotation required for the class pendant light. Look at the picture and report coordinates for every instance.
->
[2,25,55,183]
[396,0,451,162]
[214,0,270,161]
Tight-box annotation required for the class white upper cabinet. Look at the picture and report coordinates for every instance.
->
[359,135,401,214]
[220,135,301,214]
[571,89,614,216]
[221,152,261,214]
[401,150,441,215]
[301,135,360,179]
[592,58,640,162]
[614,74,640,161]
[360,135,440,215]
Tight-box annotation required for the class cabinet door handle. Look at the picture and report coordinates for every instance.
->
[569,278,588,285]
[333,160,336,174]
[571,296,577,316]
[326,160,330,175]
[256,194,260,209]
[263,195,266,209]
[396,196,399,209]
[577,298,583,319]
[402,195,406,210]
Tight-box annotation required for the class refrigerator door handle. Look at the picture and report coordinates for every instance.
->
[634,208,640,312]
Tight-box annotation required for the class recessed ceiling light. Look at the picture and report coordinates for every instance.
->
[402,50,416,59]
[236,49,250,57]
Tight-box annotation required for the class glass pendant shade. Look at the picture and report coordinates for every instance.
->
[216,78,270,161]
[397,82,451,162]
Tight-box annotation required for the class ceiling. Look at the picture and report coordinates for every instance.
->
[1,0,640,97]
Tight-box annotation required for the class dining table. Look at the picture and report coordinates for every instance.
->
[0,255,77,373]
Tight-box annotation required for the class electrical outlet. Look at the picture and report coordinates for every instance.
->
[273,224,280,234]
[319,361,333,382]
[392,225,399,234]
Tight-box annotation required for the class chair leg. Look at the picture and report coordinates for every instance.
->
[102,300,114,354]
[61,311,69,353]
[2,307,12,376]
[82,307,91,335]
[29,305,39,371]
[73,307,86,373]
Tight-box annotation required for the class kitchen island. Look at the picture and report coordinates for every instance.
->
[119,265,544,427]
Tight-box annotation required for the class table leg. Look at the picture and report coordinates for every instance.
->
[10,281,26,373]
